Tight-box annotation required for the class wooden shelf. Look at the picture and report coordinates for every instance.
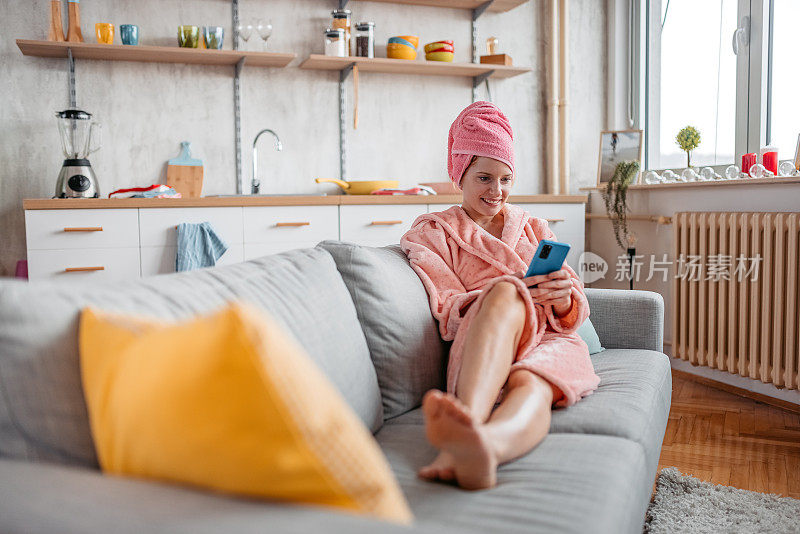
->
[299,54,530,79]
[16,39,295,68]
[346,0,528,13]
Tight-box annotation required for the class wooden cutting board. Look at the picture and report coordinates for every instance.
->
[167,142,204,198]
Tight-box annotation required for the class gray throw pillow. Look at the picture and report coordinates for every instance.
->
[318,241,448,420]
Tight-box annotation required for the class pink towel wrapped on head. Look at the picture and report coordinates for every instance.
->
[400,204,600,407]
[448,101,515,189]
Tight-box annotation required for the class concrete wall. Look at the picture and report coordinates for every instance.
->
[0,0,606,276]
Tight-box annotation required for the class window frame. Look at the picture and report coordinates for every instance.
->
[634,0,771,172]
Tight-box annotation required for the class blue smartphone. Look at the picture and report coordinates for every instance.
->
[525,239,571,278]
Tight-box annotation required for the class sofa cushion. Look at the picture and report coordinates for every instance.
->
[80,303,411,524]
[376,413,650,534]
[0,458,454,534]
[0,248,382,468]
[318,242,448,420]
[549,349,671,466]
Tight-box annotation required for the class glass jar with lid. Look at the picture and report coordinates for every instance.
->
[331,9,352,56]
[324,27,346,57]
[354,22,375,58]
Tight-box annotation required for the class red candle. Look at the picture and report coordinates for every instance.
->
[742,153,757,175]
[762,151,778,174]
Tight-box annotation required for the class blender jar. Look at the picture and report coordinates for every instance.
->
[56,109,101,159]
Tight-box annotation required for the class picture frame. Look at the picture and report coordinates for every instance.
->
[596,129,643,186]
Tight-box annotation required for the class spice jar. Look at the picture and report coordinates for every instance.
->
[355,21,375,58]
[324,27,346,57]
[331,9,352,56]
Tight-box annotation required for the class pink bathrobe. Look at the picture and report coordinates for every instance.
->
[400,203,600,407]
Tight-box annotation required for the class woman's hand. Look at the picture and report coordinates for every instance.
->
[514,269,573,315]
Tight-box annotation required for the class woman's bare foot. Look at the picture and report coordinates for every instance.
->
[420,390,498,490]
[417,450,457,482]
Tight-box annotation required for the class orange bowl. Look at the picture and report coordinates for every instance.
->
[396,35,419,48]
[386,42,417,60]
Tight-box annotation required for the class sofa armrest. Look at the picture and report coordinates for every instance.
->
[584,288,664,352]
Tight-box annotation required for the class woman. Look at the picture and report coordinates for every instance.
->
[400,101,600,491]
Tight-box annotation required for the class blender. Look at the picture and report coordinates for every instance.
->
[55,108,101,198]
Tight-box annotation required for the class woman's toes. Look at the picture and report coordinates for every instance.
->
[422,390,445,418]
[439,467,456,481]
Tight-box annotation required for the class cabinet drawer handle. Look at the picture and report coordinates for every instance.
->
[63,227,103,232]
[275,222,310,227]
[370,220,403,226]
[64,266,105,272]
[545,218,564,223]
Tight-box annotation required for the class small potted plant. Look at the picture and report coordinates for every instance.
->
[601,160,640,251]
[676,126,701,168]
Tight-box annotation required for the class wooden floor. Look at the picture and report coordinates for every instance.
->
[657,372,800,498]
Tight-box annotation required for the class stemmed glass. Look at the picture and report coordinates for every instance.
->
[236,21,253,49]
[256,19,272,50]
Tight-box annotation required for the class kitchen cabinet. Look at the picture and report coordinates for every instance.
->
[26,247,141,281]
[339,204,428,247]
[23,195,586,281]
[243,205,339,258]
[25,208,141,280]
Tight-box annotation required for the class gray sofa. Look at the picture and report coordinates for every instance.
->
[0,242,671,534]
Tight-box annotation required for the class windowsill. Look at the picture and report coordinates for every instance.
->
[578,176,800,192]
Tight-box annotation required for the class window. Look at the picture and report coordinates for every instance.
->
[639,0,796,170]
[650,0,738,169]
[766,0,800,159]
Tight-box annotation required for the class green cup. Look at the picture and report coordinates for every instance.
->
[178,25,200,48]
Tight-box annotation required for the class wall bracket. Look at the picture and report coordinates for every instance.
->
[472,70,494,88]
[232,0,244,194]
[472,0,495,21]
[67,47,76,108]
[339,62,356,180]
[470,0,494,101]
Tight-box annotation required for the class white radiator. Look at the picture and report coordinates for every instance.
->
[672,212,800,390]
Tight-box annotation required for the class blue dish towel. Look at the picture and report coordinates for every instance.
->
[175,222,228,272]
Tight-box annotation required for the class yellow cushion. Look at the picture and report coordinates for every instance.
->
[79,303,412,524]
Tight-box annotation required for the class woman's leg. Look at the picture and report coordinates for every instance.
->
[420,281,558,488]
[455,281,527,422]
[483,369,559,465]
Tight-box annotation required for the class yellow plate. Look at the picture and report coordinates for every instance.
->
[315,178,400,195]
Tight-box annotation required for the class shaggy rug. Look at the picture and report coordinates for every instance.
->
[644,467,800,533]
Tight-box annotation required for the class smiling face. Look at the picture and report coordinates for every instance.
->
[460,156,514,219]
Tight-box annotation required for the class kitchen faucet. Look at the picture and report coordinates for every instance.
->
[252,129,282,194]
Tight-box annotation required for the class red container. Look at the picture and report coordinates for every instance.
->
[762,151,778,174]
[742,153,757,175]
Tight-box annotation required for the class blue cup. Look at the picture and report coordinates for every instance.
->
[203,26,224,49]
[120,24,139,46]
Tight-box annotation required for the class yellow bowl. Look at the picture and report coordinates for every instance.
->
[387,43,417,60]
[396,35,419,48]
[424,40,454,53]
[425,51,454,62]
